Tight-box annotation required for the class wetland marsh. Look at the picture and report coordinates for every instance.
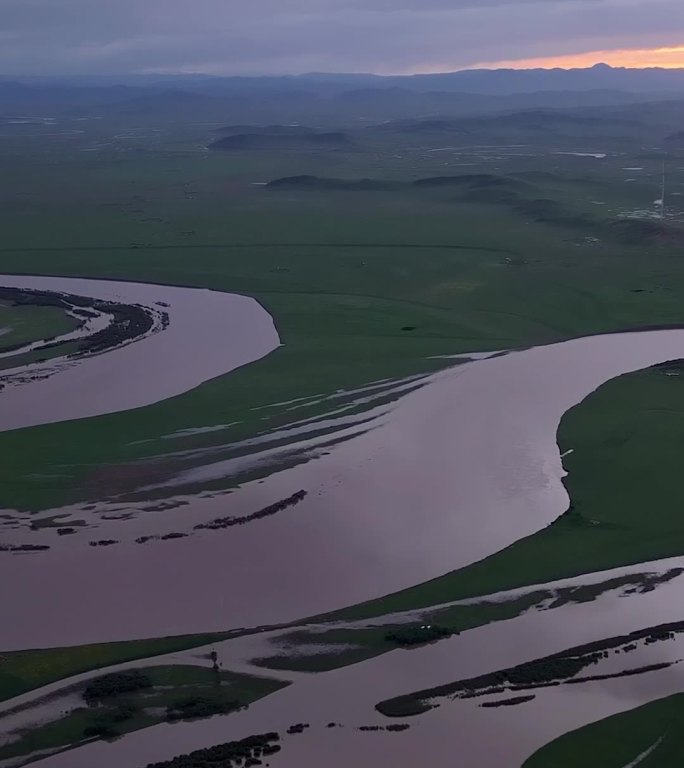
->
[3,79,684,767]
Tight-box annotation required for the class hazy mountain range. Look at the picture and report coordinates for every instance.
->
[2,64,684,125]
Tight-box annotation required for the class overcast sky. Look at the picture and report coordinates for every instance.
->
[1,0,683,76]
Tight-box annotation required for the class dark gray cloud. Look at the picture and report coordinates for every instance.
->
[0,0,682,75]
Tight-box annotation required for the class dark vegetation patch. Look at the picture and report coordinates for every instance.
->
[136,531,189,544]
[480,694,536,708]
[0,286,157,360]
[0,634,235,703]
[384,625,454,647]
[145,733,281,768]
[0,542,50,552]
[0,665,289,762]
[286,722,310,734]
[165,696,242,722]
[376,619,684,717]
[83,670,152,703]
[252,645,378,673]
[256,577,654,674]
[0,287,83,353]
[82,703,140,739]
[564,661,673,686]
[194,490,307,531]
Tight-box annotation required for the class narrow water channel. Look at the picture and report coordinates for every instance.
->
[24,560,684,768]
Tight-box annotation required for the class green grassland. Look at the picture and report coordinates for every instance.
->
[0,665,286,766]
[524,694,684,768]
[0,300,79,352]
[4,120,684,754]
[323,359,684,621]
[0,632,235,702]
[0,123,683,512]
[254,572,673,673]
[0,574,668,701]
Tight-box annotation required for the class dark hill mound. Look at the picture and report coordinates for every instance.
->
[664,131,684,147]
[413,174,530,190]
[208,132,352,151]
[213,124,319,135]
[266,175,392,191]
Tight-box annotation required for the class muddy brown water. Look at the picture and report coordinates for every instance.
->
[21,565,684,768]
[5,325,684,650]
[0,275,279,431]
[1,277,684,763]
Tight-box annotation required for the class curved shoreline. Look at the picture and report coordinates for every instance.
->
[5,327,684,650]
[23,562,684,768]
[3,285,684,765]
[0,275,280,432]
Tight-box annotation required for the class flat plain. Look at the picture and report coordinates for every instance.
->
[2,97,684,767]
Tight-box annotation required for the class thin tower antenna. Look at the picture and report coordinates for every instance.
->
[661,160,666,220]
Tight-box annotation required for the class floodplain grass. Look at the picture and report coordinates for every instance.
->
[253,571,675,673]
[3,132,684,758]
[320,360,684,623]
[0,665,287,765]
[1,188,684,512]
[253,592,545,673]
[524,694,684,768]
[0,138,683,582]
[4,105,684,765]
[0,301,79,352]
[0,633,234,703]
[4,361,683,717]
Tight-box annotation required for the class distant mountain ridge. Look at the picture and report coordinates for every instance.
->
[3,65,684,124]
[6,64,684,96]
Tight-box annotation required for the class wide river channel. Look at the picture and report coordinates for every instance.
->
[2,275,684,766]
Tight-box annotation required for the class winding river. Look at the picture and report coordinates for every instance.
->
[0,275,280,431]
[3,275,684,766]
[8,558,684,768]
[5,321,684,648]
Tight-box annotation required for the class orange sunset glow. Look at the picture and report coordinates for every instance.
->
[474,45,684,70]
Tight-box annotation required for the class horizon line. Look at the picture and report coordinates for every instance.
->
[5,61,684,80]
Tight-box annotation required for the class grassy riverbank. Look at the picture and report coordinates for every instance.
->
[524,694,684,767]
[375,620,684,718]
[1,132,684,512]
[0,665,286,766]
[0,633,234,702]
[318,358,684,623]
[0,299,79,352]
[3,120,684,761]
